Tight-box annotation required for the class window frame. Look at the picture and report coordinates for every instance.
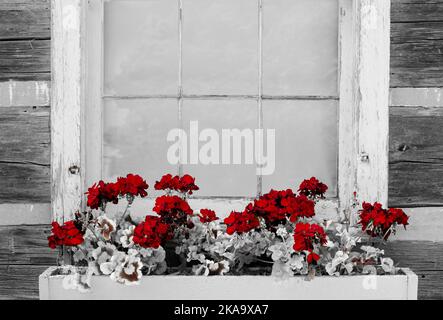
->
[51,0,390,223]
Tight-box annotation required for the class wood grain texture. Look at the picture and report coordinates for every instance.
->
[389,106,443,207]
[0,224,56,300]
[0,224,56,265]
[0,106,50,203]
[0,0,50,40]
[0,40,50,81]
[0,265,53,299]
[391,0,443,87]
[391,0,443,23]
[384,241,443,300]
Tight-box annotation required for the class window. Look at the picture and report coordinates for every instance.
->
[51,0,390,222]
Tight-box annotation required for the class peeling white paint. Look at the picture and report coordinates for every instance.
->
[361,2,378,30]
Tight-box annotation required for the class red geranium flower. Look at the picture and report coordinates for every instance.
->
[132,216,169,248]
[154,174,180,191]
[358,202,409,240]
[198,209,219,223]
[286,195,316,222]
[153,195,193,225]
[293,222,327,252]
[224,211,260,235]
[117,174,149,198]
[48,220,84,249]
[248,189,295,224]
[154,173,199,195]
[298,177,328,199]
[245,189,315,226]
[86,181,120,209]
[178,174,199,195]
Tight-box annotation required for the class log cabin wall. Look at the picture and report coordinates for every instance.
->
[0,0,442,299]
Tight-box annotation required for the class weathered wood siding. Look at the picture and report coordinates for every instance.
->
[0,0,50,81]
[0,0,51,208]
[391,0,443,87]
[389,0,443,207]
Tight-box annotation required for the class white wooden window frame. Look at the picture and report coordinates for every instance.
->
[51,0,390,223]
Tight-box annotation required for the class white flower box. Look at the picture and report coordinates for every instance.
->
[39,266,418,300]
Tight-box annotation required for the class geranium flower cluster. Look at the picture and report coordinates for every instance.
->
[298,176,328,199]
[358,202,409,240]
[48,221,84,249]
[245,189,315,226]
[293,223,328,263]
[154,174,199,195]
[47,173,410,291]
[86,174,149,209]
[153,195,193,226]
[132,216,169,248]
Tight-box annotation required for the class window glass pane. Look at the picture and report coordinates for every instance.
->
[262,0,338,96]
[182,99,258,197]
[103,99,179,197]
[262,100,338,196]
[104,0,179,96]
[182,0,259,95]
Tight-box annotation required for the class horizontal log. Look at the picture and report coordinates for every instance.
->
[392,0,443,23]
[0,264,52,300]
[0,224,56,265]
[0,0,50,40]
[389,106,443,207]
[384,241,443,300]
[0,163,50,203]
[391,22,443,87]
[0,40,50,81]
[389,162,443,207]
[0,106,50,203]
[0,106,50,163]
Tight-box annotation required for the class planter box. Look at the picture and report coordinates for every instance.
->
[39,266,418,300]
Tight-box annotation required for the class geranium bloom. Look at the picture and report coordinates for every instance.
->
[198,209,219,223]
[154,174,180,191]
[117,174,149,198]
[178,174,200,194]
[48,220,84,249]
[224,211,260,235]
[86,181,120,209]
[153,195,193,225]
[298,177,328,199]
[293,222,327,252]
[132,216,169,249]
[247,189,295,224]
[286,195,316,222]
[358,202,409,240]
[245,190,315,226]
[154,173,199,195]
